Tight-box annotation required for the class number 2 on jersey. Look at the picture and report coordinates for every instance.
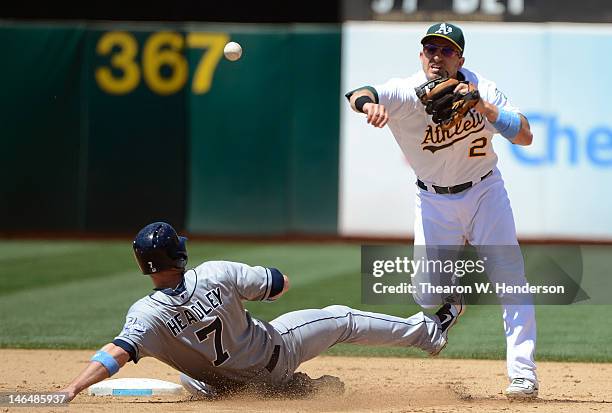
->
[469,137,487,157]
[195,316,230,366]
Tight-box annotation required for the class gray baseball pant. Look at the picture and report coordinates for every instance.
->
[182,305,445,397]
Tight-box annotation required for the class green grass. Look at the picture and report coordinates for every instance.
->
[0,240,610,362]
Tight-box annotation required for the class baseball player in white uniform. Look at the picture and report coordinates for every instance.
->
[59,221,454,401]
[345,23,538,399]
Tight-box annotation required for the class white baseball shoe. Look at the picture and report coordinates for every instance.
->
[505,378,539,400]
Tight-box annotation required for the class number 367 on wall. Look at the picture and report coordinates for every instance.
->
[95,31,229,96]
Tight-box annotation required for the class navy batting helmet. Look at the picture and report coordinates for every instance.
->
[133,222,188,275]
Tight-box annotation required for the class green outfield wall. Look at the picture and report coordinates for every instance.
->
[0,22,340,234]
[0,25,84,231]
[187,26,340,235]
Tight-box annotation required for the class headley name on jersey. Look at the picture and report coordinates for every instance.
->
[165,287,223,337]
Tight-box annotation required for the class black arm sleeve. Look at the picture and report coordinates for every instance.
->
[268,268,285,298]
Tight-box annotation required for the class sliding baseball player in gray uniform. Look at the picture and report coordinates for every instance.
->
[60,222,454,401]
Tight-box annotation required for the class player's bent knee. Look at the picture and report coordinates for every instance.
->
[416,303,440,310]
[412,291,442,310]
[322,305,351,315]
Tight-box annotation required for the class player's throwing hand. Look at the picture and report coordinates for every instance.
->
[362,102,388,128]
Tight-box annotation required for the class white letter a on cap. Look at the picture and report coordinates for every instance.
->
[436,23,452,35]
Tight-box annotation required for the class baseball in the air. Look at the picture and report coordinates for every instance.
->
[224,41,242,61]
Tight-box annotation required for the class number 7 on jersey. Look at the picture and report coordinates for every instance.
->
[195,316,230,366]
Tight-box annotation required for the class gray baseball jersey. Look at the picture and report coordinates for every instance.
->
[114,260,447,397]
[114,261,284,390]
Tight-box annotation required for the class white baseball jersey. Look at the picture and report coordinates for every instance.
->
[375,67,519,187]
[367,68,538,384]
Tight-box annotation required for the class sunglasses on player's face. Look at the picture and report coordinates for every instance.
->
[423,43,460,58]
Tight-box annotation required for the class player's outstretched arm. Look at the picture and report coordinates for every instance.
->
[59,343,130,402]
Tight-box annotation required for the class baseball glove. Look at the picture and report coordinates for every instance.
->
[415,77,480,130]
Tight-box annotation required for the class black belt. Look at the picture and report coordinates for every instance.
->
[265,345,281,372]
[417,170,493,195]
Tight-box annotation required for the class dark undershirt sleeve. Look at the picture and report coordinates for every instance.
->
[113,338,138,363]
[268,267,284,298]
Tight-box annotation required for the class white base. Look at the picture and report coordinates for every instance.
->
[88,378,184,396]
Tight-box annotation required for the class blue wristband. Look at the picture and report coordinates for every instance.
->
[492,109,521,142]
[91,351,120,376]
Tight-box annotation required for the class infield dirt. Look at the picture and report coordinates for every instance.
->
[2,349,611,412]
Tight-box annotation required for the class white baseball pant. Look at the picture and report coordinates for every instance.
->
[412,167,537,384]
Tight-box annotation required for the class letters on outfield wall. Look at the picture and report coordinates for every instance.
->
[343,0,612,23]
[339,22,612,240]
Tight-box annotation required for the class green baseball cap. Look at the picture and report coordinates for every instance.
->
[421,22,465,53]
